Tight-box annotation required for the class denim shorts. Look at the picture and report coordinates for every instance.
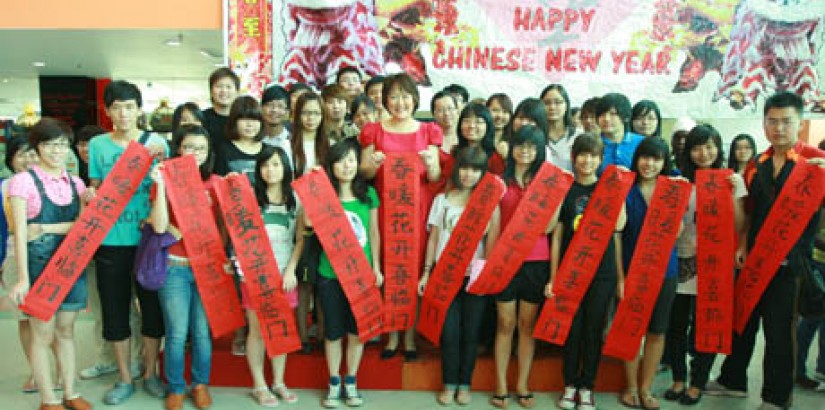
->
[28,234,87,312]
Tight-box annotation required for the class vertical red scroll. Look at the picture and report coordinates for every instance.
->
[467,162,573,295]
[418,173,505,345]
[534,166,634,345]
[215,175,301,357]
[162,156,245,338]
[22,142,152,320]
[603,177,691,360]
[695,169,736,354]
[381,153,420,331]
[293,170,384,342]
[734,162,825,333]
[227,0,272,95]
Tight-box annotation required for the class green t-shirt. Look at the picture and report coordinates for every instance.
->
[318,187,380,279]
[88,133,169,246]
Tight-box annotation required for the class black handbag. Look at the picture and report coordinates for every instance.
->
[297,228,321,284]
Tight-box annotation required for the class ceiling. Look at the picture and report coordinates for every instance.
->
[0,29,224,81]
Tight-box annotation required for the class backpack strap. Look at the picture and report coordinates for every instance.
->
[138,131,151,146]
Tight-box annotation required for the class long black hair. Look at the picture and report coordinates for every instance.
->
[680,124,724,182]
[726,133,756,172]
[540,84,574,131]
[254,145,296,212]
[631,137,673,181]
[172,124,215,181]
[506,98,549,143]
[456,103,495,157]
[504,124,546,185]
[325,139,371,205]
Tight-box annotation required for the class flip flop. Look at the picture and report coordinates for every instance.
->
[640,392,661,410]
[490,394,509,409]
[620,389,641,409]
[516,392,535,408]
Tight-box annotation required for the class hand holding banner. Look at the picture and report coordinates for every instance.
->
[467,162,573,295]
[734,162,825,333]
[418,173,505,345]
[22,142,153,320]
[293,169,384,342]
[534,165,634,345]
[382,153,420,331]
[602,177,690,360]
[695,169,736,354]
[162,156,245,338]
[215,175,301,357]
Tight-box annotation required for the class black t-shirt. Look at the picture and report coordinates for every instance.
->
[202,108,228,146]
[559,181,618,282]
[214,141,263,185]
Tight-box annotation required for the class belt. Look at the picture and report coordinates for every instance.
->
[167,256,190,267]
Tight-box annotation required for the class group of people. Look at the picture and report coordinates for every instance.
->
[0,65,823,410]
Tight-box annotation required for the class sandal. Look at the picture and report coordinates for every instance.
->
[250,386,279,408]
[455,390,471,406]
[620,389,641,409]
[272,384,298,404]
[22,377,37,393]
[640,392,660,410]
[489,394,509,409]
[437,390,454,405]
[516,392,535,408]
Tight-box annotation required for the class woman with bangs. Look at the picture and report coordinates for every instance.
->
[540,84,578,172]
[418,146,501,406]
[486,93,513,159]
[491,125,551,409]
[726,133,757,174]
[665,124,747,406]
[631,100,663,139]
[214,96,267,183]
[618,137,682,410]
[440,103,505,186]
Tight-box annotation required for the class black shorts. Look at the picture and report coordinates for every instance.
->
[496,261,549,304]
[317,276,357,341]
[648,275,678,334]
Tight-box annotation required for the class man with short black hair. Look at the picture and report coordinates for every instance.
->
[202,68,240,146]
[595,93,644,172]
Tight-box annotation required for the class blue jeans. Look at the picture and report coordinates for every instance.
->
[158,265,212,394]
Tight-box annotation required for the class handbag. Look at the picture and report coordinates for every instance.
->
[135,223,178,291]
[296,228,321,284]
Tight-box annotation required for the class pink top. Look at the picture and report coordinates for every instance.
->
[500,182,550,261]
[8,165,86,220]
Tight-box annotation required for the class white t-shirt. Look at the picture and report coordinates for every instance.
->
[427,193,486,276]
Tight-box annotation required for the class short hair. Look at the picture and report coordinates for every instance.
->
[350,94,376,116]
[75,125,106,145]
[631,99,662,138]
[819,139,825,151]
[382,73,420,114]
[4,136,33,171]
[209,67,240,90]
[172,124,214,180]
[581,97,600,116]
[321,83,349,102]
[262,85,289,107]
[631,136,672,178]
[451,146,488,189]
[443,84,469,104]
[29,117,74,148]
[430,91,458,114]
[680,123,724,182]
[365,76,385,94]
[504,124,546,184]
[456,103,495,157]
[595,93,632,124]
[571,132,604,159]
[288,82,312,97]
[763,91,804,117]
[172,102,205,134]
[336,66,362,83]
[540,84,574,129]
[486,93,514,116]
[104,80,142,108]
[226,96,264,142]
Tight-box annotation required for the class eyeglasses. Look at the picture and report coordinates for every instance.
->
[41,141,70,151]
[181,144,208,153]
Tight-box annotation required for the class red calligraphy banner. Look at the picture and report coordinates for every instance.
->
[603,177,691,360]
[467,162,573,295]
[293,170,384,342]
[533,166,634,345]
[381,153,420,331]
[227,0,272,95]
[162,156,245,338]
[695,170,736,354]
[215,175,301,357]
[22,142,153,320]
[734,162,825,333]
[419,173,505,345]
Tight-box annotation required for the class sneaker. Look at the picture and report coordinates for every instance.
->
[143,375,167,398]
[104,381,135,405]
[704,380,747,398]
[557,386,577,410]
[815,371,825,382]
[816,382,825,392]
[322,376,342,408]
[343,375,363,407]
[576,389,595,410]
[79,362,118,380]
[757,402,783,410]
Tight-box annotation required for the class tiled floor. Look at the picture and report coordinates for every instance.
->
[0,313,823,409]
